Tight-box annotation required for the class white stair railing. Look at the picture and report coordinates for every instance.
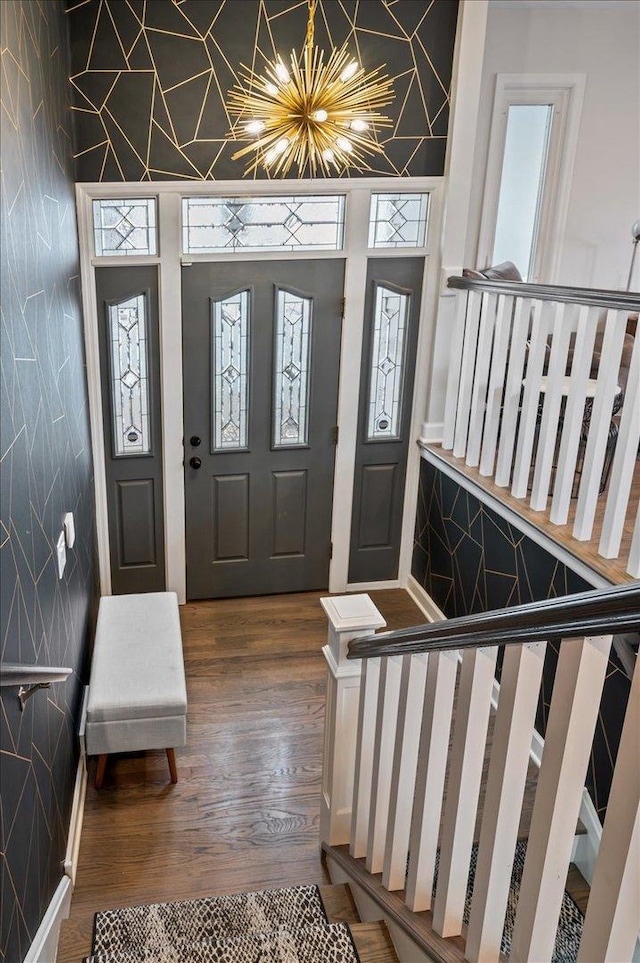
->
[321,583,640,962]
[442,278,640,577]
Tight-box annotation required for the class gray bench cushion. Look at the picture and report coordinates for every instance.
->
[87,592,187,726]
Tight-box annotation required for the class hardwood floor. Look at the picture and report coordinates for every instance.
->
[61,590,424,958]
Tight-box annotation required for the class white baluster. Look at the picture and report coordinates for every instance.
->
[550,306,599,525]
[467,293,499,468]
[480,295,514,477]
[351,656,381,858]
[406,650,459,912]
[432,646,498,938]
[464,641,547,963]
[628,503,640,578]
[529,302,573,511]
[453,291,483,459]
[382,652,428,891]
[366,654,403,874]
[443,290,471,450]
[510,634,612,963]
[573,309,627,541]
[577,656,640,963]
[495,297,532,487]
[599,332,640,558]
[511,300,552,499]
[320,595,386,847]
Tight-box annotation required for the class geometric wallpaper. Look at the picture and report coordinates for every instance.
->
[65,0,459,181]
[0,2,98,960]
[412,456,632,821]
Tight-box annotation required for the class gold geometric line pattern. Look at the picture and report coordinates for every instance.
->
[66,0,458,181]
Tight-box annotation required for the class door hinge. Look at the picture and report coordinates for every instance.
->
[329,541,333,559]
[332,425,339,445]
[340,297,345,320]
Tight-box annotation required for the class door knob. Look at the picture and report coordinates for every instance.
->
[189,456,202,470]
[190,436,201,447]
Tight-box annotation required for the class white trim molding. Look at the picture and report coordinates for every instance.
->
[23,877,72,963]
[477,72,586,283]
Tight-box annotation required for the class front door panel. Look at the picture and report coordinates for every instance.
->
[348,257,424,583]
[183,260,344,600]
[95,266,165,594]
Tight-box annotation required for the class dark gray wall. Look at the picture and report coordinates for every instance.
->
[0,2,97,959]
[66,0,459,181]
[412,457,631,820]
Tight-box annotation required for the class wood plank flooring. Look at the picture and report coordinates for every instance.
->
[426,445,639,585]
[60,590,424,961]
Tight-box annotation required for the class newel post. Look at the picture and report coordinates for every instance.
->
[320,594,386,847]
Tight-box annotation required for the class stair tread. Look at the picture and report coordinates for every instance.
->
[319,882,361,924]
[83,922,362,962]
[350,921,399,962]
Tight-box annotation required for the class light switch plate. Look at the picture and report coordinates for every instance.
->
[56,531,66,579]
[63,511,75,548]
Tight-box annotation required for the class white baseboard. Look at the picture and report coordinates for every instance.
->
[23,877,72,963]
[347,579,403,592]
[406,576,445,623]
[64,753,87,886]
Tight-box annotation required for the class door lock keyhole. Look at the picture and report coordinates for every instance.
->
[190,436,202,447]
[189,456,202,470]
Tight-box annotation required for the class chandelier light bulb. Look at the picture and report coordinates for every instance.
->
[275,61,290,84]
[340,61,359,82]
[322,149,335,163]
[313,109,328,122]
[336,136,353,153]
[275,137,290,154]
[265,147,278,165]
[245,120,265,135]
[264,81,278,97]
[350,119,369,132]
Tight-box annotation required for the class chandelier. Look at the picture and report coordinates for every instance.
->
[226,0,395,177]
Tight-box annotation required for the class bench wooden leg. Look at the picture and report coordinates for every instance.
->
[166,748,178,784]
[95,754,108,790]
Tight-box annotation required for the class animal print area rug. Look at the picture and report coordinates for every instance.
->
[85,885,361,963]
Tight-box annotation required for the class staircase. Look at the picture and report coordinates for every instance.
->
[57,883,398,961]
[320,584,639,962]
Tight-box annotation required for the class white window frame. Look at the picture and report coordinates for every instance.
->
[477,74,585,283]
[76,178,444,603]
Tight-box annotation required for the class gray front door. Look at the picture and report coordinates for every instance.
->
[183,260,344,600]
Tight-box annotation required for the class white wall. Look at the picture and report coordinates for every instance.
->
[468,1,640,290]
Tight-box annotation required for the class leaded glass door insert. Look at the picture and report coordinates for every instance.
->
[183,259,344,600]
[273,288,312,448]
[212,289,250,451]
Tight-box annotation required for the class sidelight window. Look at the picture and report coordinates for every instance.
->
[108,294,151,456]
[366,284,410,441]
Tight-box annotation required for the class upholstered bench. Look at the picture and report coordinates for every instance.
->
[86,592,187,789]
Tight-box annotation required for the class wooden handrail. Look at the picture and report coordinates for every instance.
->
[348,583,640,660]
[448,275,640,310]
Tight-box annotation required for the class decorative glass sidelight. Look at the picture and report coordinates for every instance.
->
[366,284,410,441]
[368,192,429,248]
[108,294,151,456]
[212,290,250,450]
[93,198,157,256]
[273,289,312,448]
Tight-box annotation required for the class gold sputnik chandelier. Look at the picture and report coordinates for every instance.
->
[227,0,395,176]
